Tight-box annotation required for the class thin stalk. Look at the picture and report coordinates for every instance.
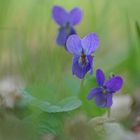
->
[107,107,111,118]
[79,79,84,100]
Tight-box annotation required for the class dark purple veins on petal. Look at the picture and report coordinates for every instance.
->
[81,32,100,55]
[72,55,93,79]
[66,35,82,55]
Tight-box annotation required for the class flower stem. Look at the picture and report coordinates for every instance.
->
[80,79,84,92]
[107,108,111,118]
[79,79,84,100]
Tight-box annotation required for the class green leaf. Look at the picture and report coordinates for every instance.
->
[38,113,65,135]
[20,89,82,113]
[36,96,82,113]
[16,89,35,107]
[57,96,82,112]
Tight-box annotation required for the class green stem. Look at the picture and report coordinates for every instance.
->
[79,79,84,100]
[80,79,84,92]
[107,107,111,118]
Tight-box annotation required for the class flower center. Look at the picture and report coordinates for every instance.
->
[102,86,108,94]
[78,54,88,67]
[81,54,86,63]
[102,89,107,94]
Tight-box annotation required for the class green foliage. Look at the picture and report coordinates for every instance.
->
[38,112,65,136]
[20,89,82,113]
[1,0,140,139]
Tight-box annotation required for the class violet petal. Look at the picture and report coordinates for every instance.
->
[69,7,83,25]
[105,76,123,92]
[96,69,105,86]
[87,88,102,100]
[81,32,100,55]
[66,35,82,55]
[95,92,107,107]
[72,55,93,79]
[106,93,113,107]
[56,27,68,46]
[56,26,76,46]
[52,6,68,25]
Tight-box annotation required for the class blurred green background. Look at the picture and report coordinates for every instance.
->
[0,0,140,140]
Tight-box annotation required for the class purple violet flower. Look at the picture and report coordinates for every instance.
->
[87,69,123,107]
[52,6,83,47]
[66,32,100,79]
